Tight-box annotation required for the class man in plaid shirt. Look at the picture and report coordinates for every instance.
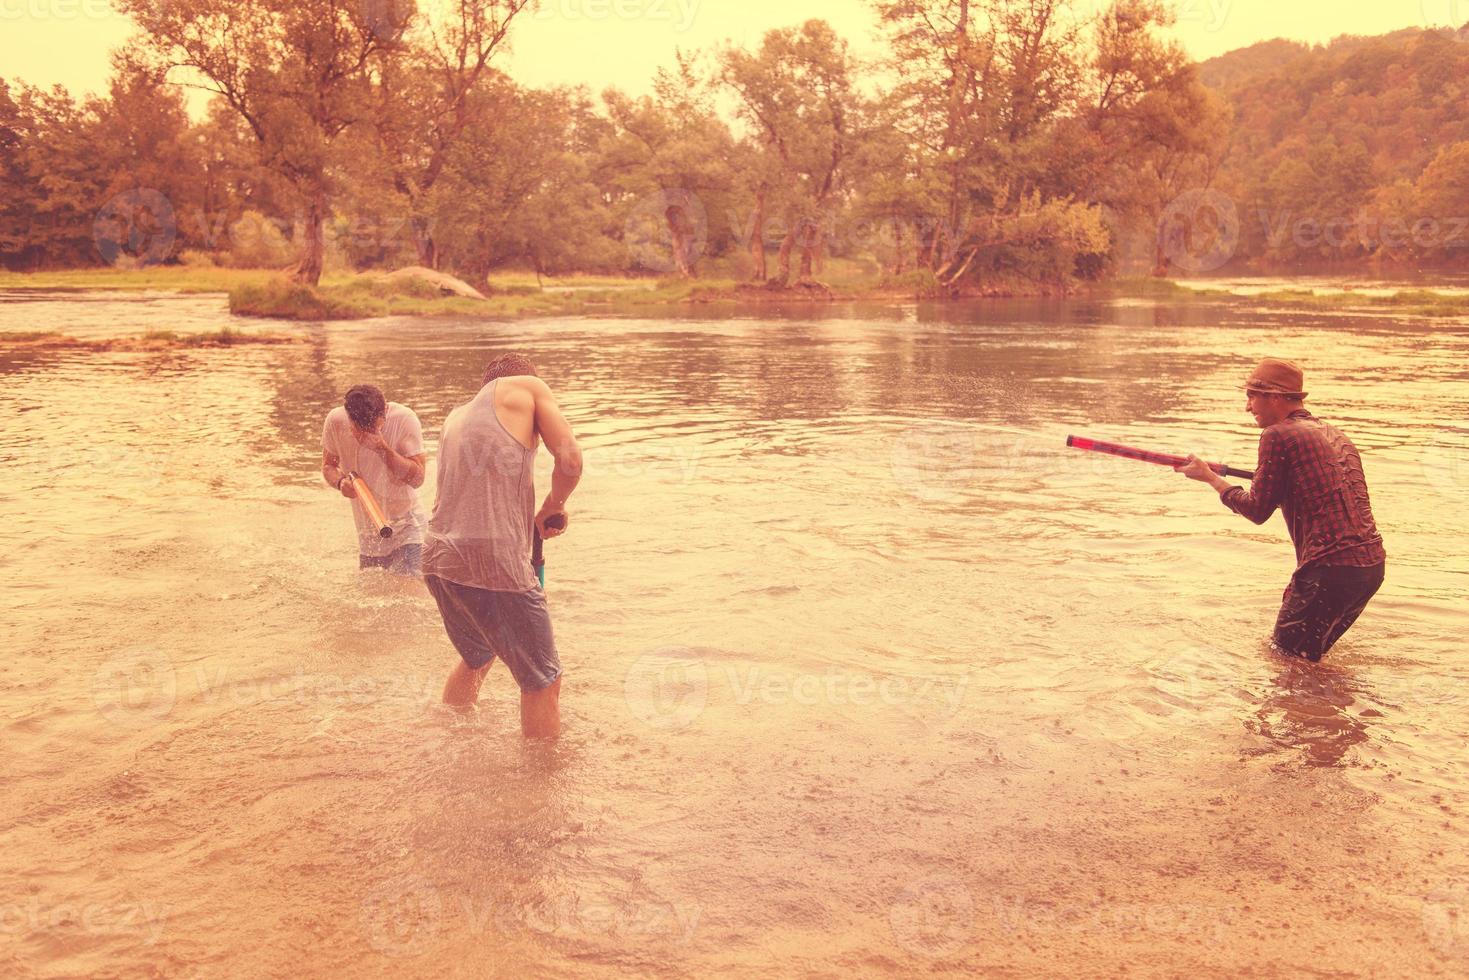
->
[1176,358,1386,661]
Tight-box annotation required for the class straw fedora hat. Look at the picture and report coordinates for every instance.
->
[1241,357,1308,398]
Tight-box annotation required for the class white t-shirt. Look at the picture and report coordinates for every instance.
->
[322,402,427,557]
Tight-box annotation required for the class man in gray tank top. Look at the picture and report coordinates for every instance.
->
[423,353,583,738]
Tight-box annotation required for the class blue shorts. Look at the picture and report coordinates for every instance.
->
[360,543,422,576]
[424,575,561,692]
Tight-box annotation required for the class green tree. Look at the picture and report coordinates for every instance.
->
[603,56,736,277]
[0,78,37,266]
[119,0,401,284]
[1079,2,1230,275]
[92,71,209,261]
[1411,141,1469,259]
[1204,26,1469,265]
[367,0,531,269]
[874,0,1101,287]
[0,83,111,269]
[720,20,860,285]
[847,92,945,278]
[431,82,620,279]
[189,99,299,263]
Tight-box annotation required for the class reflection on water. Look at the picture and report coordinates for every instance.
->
[1249,654,1372,768]
[2,290,1468,976]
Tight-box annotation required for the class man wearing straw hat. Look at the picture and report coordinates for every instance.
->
[321,384,428,576]
[1175,358,1386,661]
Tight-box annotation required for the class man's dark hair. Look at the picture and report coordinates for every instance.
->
[344,385,387,429]
[482,353,538,385]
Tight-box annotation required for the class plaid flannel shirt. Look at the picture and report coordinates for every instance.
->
[1220,410,1386,570]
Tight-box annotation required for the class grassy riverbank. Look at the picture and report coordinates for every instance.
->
[1246,287,1469,317]
[0,267,736,319]
[0,262,1109,320]
[1105,278,1469,317]
[227,274,725,319]
[1,327,305,350]
[7,266,1469,321]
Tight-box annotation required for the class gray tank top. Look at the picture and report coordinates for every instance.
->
[422,380,539,592]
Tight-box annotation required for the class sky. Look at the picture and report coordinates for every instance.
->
[0,0,1461,111]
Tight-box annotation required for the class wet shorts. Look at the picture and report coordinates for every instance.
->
[360,543,422,577]
[424,575,561,692]
[1273,562,1385,662]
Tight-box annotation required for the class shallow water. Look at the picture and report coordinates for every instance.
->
[2,288,1468,977]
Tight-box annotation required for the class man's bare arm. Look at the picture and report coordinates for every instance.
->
[528,378,583,537]
[322,450,356,498]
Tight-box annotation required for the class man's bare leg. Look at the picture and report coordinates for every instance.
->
[443,660,492,708]
[520,676,562,739]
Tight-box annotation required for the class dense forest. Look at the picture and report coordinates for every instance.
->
[1202,24,1469,266]
[2,1,1467,289]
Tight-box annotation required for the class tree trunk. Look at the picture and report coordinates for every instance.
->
[1154,212,1177,277]
[772,225,795,286]
[292,187,327,287]
[1152,240,1171,278]
[918,214,941,270]
[893,218,906,275]
[796,216,820,280]
[411,216,437,270]
[665,204,696,277]
[749,187,767,281]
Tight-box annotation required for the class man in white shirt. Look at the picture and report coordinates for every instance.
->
[321,385,428,576]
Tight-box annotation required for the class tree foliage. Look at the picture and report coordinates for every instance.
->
[8,5,1469,284]
[1206,27,1469,264]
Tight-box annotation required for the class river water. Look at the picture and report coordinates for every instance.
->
[2,285,1467,977]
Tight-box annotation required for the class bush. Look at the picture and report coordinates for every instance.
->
[178,249,219,268]
[224,211,297,269]
[879,268,945,296]
[229,279,377,320]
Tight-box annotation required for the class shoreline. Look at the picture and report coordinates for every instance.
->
[3,268,1469,322]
